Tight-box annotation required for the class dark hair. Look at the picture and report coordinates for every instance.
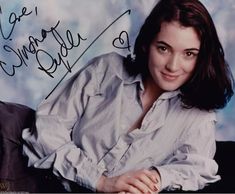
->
[125,0,234,111]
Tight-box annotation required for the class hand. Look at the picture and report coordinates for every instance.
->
[96,169,161,193]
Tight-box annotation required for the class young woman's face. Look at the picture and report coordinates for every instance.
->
[148,21,201,92]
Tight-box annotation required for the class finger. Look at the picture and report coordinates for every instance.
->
[150,168,161,183]
[137,172,159,192]
[125,185,142,194]
[128,178,153,194]
[155,183,161,193]
[120,192,131,194]
[142,169,158,184]
[149,169,162,192]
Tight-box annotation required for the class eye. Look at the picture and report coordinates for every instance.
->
[157,46,168,53]
[186,52,193,56]
[185,51,198,59]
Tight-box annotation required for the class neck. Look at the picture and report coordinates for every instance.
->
[140,76,163,110]
[143,76,163,100]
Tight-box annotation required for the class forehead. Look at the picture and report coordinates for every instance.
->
[155,21,201,49]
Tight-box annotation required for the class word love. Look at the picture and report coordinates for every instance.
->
[0,6,37,40]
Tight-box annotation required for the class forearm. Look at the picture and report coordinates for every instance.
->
[23,127,106,191]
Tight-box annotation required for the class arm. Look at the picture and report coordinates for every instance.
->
[22,61,106,191]
[153,119,220,192]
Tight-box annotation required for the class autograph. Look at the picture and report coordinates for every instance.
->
[0,5,131,98]
[46,9,131,99]
[0,6,87,78]
[35,21,87,78]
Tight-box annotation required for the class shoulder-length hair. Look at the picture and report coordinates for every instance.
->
[125,0,234,111]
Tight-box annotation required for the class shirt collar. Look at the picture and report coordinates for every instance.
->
[123,73,144,90]
[158,90,180,100]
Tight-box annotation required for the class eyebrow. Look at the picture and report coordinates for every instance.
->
[156,41,200,52]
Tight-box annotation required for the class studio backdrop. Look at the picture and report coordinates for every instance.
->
[0,0,234,141]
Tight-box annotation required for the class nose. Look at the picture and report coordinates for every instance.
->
[166,54,180,72]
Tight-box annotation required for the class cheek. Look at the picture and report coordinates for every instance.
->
[183,61,197,73]
[148,52,166,70]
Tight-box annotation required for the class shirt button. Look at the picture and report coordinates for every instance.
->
[98,162,105,169]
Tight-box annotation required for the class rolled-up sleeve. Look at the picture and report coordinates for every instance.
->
[22,59,106,191]
[155,118,221,191]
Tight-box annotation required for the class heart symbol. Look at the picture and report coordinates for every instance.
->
[112,31,131,51]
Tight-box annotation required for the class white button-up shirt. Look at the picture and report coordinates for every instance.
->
[22,52,220,192]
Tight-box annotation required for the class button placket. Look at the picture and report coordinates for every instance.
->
[141,99,166,131]
[97,136,130,173]
[140,100,157,130]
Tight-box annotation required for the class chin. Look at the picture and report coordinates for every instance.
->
[163,88,178,92]
[159,83,180,92]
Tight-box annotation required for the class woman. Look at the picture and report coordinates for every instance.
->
[22,0,234,193]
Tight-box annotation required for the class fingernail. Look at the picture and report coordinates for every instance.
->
[154,185,158,191]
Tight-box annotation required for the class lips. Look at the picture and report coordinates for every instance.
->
[161,72,179,81]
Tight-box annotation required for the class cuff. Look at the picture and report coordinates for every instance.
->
[75,159,106,191]
[153,166,182,191]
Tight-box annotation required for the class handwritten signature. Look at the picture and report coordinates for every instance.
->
[0,6,87,78]
[0,5,131,98]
